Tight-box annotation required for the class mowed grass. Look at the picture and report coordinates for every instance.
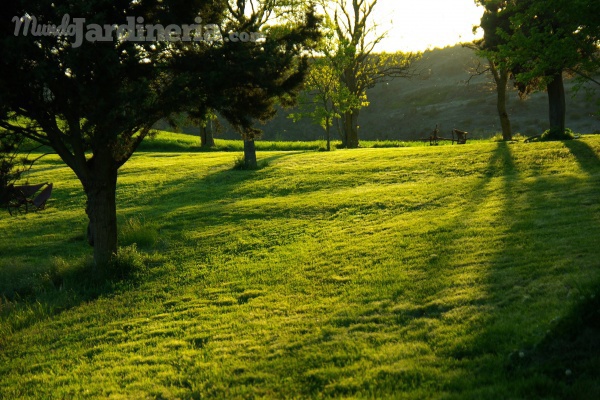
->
[1,136,600,398]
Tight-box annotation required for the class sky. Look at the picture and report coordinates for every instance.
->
[368,0,484,52]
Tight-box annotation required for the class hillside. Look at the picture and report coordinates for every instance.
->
[264,46,600,141]
[1,135,600,398]
[163,46,600,141]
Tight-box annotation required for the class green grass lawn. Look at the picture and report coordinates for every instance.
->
[1,135,600,398]
[137,130,437,152]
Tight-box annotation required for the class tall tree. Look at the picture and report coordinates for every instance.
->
[289,27,362,151]
[495,0,600,139]
[321,0,419,148]
[0,0,319,269]
[470,0,518,141]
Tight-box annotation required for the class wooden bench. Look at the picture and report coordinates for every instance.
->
[422,126,469,146]
[1,182,53,215]
[452,129,468,144]
[32,183,53,210]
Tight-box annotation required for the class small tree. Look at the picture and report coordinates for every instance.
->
[192,0,321,168]
[290,28,363,151]
[320,0,419,148]
[290,59,352,151]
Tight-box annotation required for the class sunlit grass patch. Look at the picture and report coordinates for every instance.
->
[1,135,599,398]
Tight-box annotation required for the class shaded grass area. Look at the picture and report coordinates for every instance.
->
[1,136,600,398]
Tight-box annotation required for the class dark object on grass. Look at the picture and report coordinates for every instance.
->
[1,182,52,215]
[422,125,469,145]
[452,129,468,144]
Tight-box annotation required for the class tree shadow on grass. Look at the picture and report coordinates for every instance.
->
[506,286,600,399]
[0,151,306,341]
[563,138,600,175]
[440,142,600,398]
[132,151,341,231]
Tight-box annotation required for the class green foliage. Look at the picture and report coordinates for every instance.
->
[475,0,600,137]
[0,133,24,192]
[490,0,600,91]
[2,136,600,397]
[289,53,363,148]
[0,131,44,193]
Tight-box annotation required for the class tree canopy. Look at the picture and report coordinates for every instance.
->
[479,0,600,138]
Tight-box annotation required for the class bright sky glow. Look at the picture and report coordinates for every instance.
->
[370,0,484,52]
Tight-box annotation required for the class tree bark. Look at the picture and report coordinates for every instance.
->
[335,116,345,148]
[243,137,257,169]
[83,157,119,270]
[343,109,360,149]
[547,71,566,138]
[489,61,513,141]
[325,120,331,151]
[200,121,215,148]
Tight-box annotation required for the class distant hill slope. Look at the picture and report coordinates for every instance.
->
[163,46,600,141]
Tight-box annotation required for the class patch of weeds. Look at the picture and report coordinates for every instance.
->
[527,128,578,142]
[489,133,529,142]
[232,154,247,170]
[232,154,270,171]
[541,128,577,141]
[120,215,159,248]
[237,290,265,305]
[106,244,148,281]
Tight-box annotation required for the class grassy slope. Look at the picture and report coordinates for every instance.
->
[1,136,600,398]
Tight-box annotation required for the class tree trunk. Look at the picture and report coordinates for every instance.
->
[325,121,331,152]
[243,137,257,169]
[490,61,513,141]
[200,121,215,148]
[547,71,566,138]
[338,117,347,148]
[343,109,360,149]
[84,167,118,271]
